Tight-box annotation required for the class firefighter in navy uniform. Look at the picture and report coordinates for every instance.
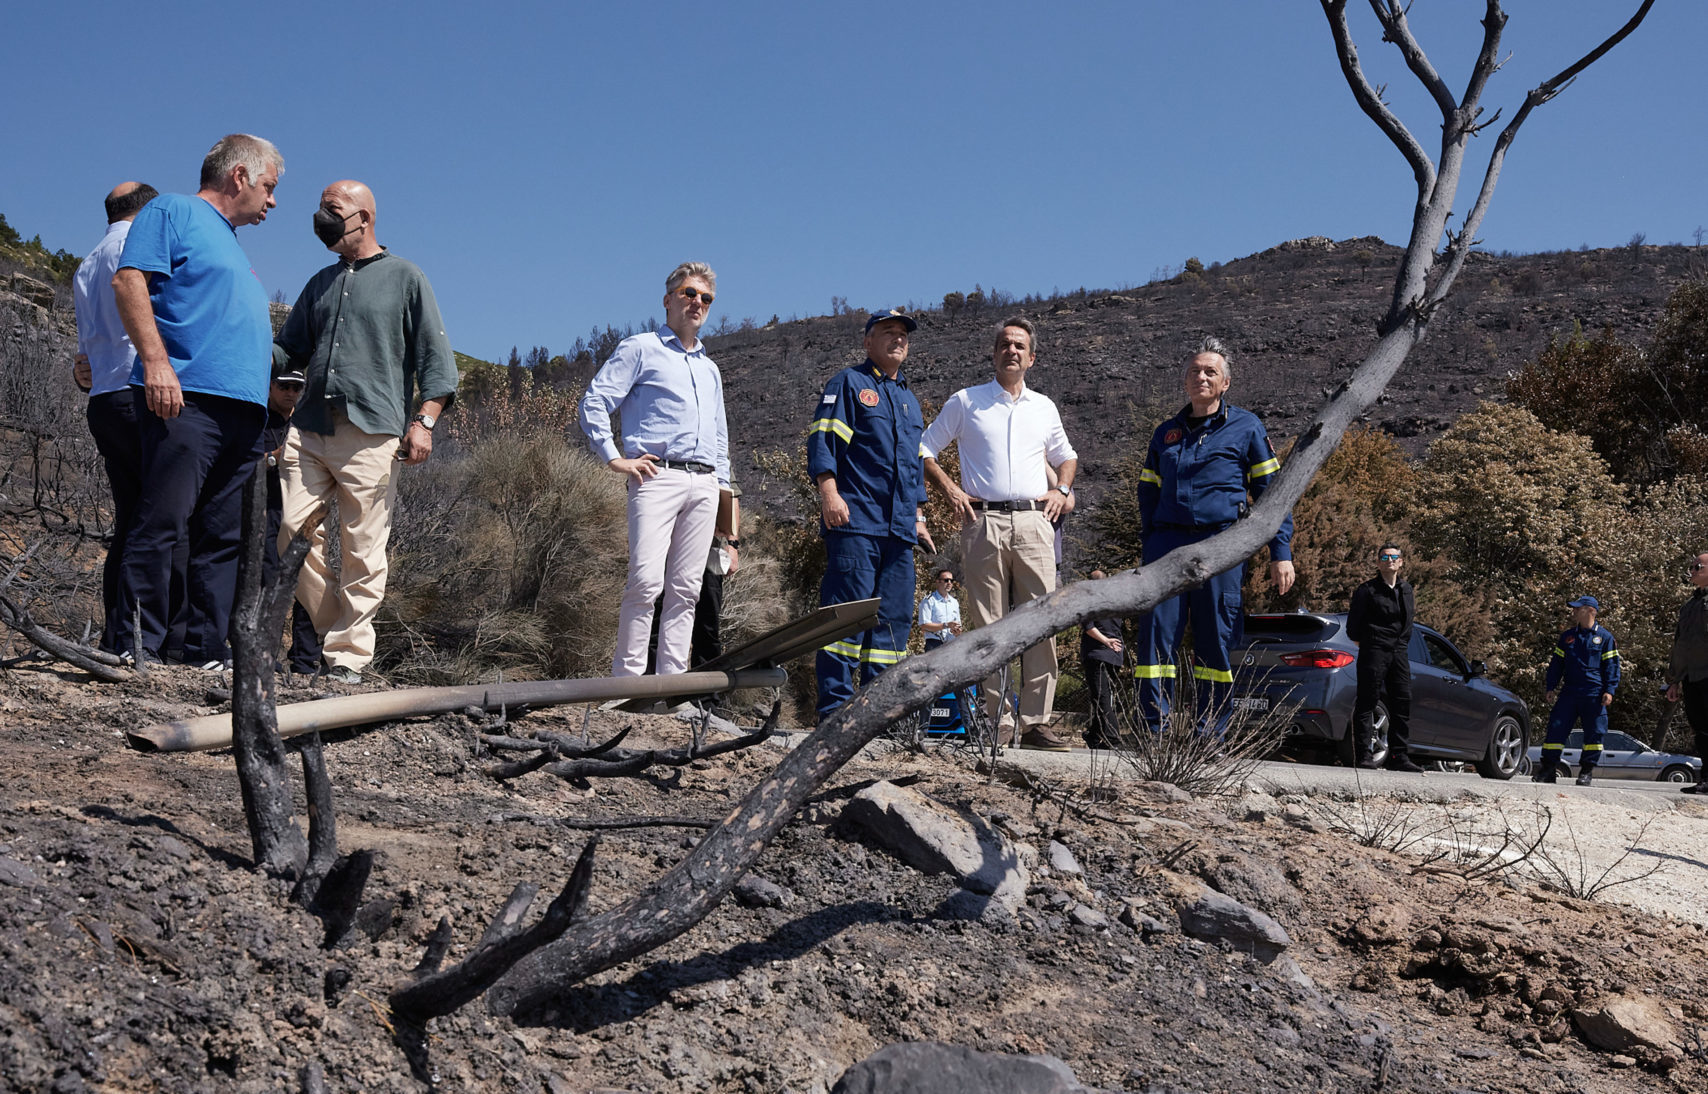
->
[1534,595,1621,786]
[808,309,933,724]
[1133,338,1295,730]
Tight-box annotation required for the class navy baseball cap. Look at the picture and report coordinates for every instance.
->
[274,368,306,386]
[865,308,918,334]
[1567,595,1600,610]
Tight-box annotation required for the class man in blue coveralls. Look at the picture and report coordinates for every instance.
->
[1133,337,1295,730]
[808,309,934,724]
[1534,595,1621,786]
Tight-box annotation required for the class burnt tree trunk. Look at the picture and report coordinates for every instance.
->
[230,462,307,876]
[483,2,1654,1018]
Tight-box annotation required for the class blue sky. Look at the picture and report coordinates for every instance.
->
[5,1,1700,363]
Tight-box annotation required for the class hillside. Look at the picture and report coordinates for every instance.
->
[703,237,1704,522]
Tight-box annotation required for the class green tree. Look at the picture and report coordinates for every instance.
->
[1410,403,1627,712]
[1508,278,1708,484]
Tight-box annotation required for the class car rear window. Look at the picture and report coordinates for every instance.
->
[1243,614,1341,642]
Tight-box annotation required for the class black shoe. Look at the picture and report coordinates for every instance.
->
[1355,758,1382,770]
[1532,769,1557,784]
[1385,756,1424,773]
[1682,782,1706,794]
[1575,772,1594,787]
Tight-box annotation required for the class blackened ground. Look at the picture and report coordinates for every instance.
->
[1,662,1705,1093]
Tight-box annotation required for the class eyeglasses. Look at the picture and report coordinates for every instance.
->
[275,381,305,391]
[1692,562,1707,572]
[676,288,715,305]
[938,577,954,583]
[1379,553,1402,561]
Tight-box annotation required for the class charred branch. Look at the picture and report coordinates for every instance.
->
[0,592,132,682]
[484,749,559,781]
[390,839,597,1020]
[539,705,778,782]
[1428,0,1655,311]
[489,811,721,831]
[291,734,340,908]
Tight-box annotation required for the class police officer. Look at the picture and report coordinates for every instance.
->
[1133,337,1295,730]
[1534,595,1620,786]
[808,309,932,724]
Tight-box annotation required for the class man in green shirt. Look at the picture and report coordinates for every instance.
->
[274,180,458,684]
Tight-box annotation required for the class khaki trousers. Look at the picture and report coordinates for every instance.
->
[962,509,1058,733]
[278,414,399,671]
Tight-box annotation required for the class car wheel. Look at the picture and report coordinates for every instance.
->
[1475,714,1525,780]
[1659,765,1696,784]
[1338,703,1390,768]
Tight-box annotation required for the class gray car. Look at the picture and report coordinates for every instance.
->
[1524,730,1701,783]
[1230,612,1529,779]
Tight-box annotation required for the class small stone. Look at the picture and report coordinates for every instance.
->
[733,875,793,909]
[1046,840,1082,877]
[1069,904,1110,930]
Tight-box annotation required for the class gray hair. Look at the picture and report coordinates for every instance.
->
[666,261,717,294]
[199,134,283,190]
[1193,335,1233,380]
[995,315,1038,355]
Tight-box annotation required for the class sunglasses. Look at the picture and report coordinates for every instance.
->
[275,381,305,390]
[676,288,715,305]
[1379,553,1402,561]
[1692,562,1707,572]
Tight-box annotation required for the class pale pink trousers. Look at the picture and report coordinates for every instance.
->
[613,468,720,676]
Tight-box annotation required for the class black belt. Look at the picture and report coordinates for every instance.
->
[1154,519,1235,533]
[659,459,715,474]
[971,499,1045,512]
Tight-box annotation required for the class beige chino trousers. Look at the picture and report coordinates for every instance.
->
[962,509,1058,735]
[278,411,399,672]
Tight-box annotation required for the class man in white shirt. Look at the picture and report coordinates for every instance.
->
[72,181,162,653]
[917,569,962,650]
[922,317,1078,750]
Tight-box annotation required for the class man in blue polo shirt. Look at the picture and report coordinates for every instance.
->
[808,309,933,724]
[111,133,282,668]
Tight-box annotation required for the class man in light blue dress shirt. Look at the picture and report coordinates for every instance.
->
[578,262,734,677]
[74,181,164,653]
[917,570,962,650]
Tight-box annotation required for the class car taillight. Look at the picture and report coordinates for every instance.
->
[1279,649,1356,669]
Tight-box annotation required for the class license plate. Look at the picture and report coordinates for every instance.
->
[930,707,951,720]
[1230,697,1269,712]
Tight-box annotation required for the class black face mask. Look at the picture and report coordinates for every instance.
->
[313,208,357,248]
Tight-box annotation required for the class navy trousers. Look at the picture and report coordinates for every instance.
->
[815,530,915,723]
[1543,691,1608,770]
[1131,525,1245,731]
[120,391,264,662]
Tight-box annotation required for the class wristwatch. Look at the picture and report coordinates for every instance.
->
[725,537,742,548]
[1056,484,1072,497]
[412,413,436,431]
